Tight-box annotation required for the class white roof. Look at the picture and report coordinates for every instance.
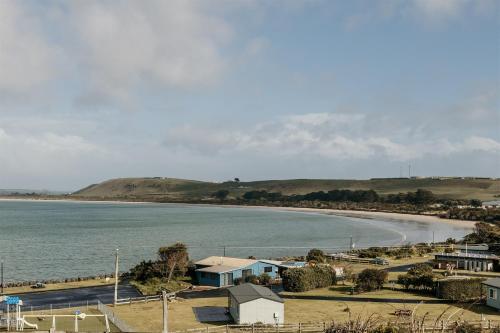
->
[195,256,257,269]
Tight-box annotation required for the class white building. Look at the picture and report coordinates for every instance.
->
[227,283,284,324]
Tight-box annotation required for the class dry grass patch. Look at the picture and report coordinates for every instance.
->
[112,297,227,332]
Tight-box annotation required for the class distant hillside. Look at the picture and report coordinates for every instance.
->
[72,177,500,201]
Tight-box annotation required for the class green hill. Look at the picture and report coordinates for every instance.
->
[72,177,500,201]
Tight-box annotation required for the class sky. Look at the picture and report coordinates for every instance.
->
[0,0,499,191]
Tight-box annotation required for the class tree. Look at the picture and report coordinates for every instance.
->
[306,248,326,263]
[158,242,189,283]
[213,189,229,201]
[356,269,387,292]
[469,199,482,208]
[234,178,240,182]
[397,263,435,291]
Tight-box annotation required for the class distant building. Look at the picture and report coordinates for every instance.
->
[454,244,490,254]
[434,252,498,272]
[228,283,284,324]
[483,278,500,310]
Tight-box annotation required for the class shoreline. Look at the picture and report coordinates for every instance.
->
[0,197,475,229]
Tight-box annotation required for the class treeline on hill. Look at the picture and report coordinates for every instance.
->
[214,188,500,223]
[241,188,441,205]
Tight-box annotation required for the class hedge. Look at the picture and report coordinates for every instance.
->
[282,266,336,292]
[435,278,485,301]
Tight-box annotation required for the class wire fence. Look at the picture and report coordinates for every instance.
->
[97,300,136,333]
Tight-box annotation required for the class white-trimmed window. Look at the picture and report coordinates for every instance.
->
[488,288,497,300]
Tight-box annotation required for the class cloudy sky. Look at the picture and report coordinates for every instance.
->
[0,0,498,191]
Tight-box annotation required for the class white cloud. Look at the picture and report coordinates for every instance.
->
[0,128,105,176]
[164,112,500,161]
[0,2,59,96]
[69,0,233,106]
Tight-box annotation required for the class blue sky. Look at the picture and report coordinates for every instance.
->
[0,0,498,190]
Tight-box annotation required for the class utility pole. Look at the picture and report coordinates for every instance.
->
[114,249,119,306]
[223,246,226,257]
[432,231,435,246]
[1,260,4,295]
[408,163,411,178]
[349,236,353,254]
[162,290,168,333]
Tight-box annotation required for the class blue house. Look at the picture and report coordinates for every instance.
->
[194,256,282,287]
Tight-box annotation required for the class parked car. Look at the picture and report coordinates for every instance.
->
[31,282,46,289]
[371,257,389,265]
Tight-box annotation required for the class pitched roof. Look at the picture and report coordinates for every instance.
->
[195,256,257,269]
[483,278,500,289]
[196,265,239,273]
[228,283,284,304]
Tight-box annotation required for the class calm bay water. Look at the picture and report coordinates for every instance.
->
[0,200,471,282]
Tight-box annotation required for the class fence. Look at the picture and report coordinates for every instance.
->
[97,300,136,333]
[116,295,161,305]
[164,321,500,333]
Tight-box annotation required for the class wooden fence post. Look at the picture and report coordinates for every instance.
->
[299,322,302,333]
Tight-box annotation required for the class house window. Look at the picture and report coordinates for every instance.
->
[489,288,497,300]
[264,266,273,273]
[242,269,252,278]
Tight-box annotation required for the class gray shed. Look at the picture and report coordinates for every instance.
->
[483,278,500,310]
[227,284,284,324]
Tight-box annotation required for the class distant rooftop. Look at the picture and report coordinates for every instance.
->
[194,256,257,269]
[436,252,498,259]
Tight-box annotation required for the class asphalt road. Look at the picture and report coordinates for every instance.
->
[4,283,141,310]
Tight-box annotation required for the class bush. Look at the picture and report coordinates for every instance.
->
[397,263,435,291]
[244,274,259,284]
[259,273,271,285]
[282,266,336,292]
[435,278,484,301]
[307,249,326,263]
[356,269,387,292]
[128,260,162,282]
[233,277,243,285]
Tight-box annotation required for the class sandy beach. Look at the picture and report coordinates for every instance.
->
[0,197,476,229]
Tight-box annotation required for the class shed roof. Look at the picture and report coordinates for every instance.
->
[195,256,257,268]
[483,278,500,289]
[228,283,284,304]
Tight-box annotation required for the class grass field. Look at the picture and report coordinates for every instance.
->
[112,286,500,332]
[72,177,500,201]
[4,277,115,295]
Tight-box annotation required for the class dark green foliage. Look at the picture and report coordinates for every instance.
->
[356,269,388,292]
[157,242,189,282]
[469,199,482,208]
[244,274,259,284]
[307,248,326,263]
[397,263,435,291]
[282,266,336,292]
[213,189,229,201]
[435,278,484,301]
[128,260,162,282]
[233,277,243,285]
[258,273,271,285]
[463,222,500,244]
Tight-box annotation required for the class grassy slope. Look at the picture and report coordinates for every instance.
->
[72,177,500,201]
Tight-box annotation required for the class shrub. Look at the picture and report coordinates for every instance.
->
[307,248,326,263]
[259,273,271,285]
[435,278,484,301]
[233,277,243,285]
[244,274,259,284]
[282,266,336,292]
[397,263,435,291]
[356,269,387,292]
[128,260,162,282]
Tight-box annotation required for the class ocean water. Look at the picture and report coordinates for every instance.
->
[0,200,471,282]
